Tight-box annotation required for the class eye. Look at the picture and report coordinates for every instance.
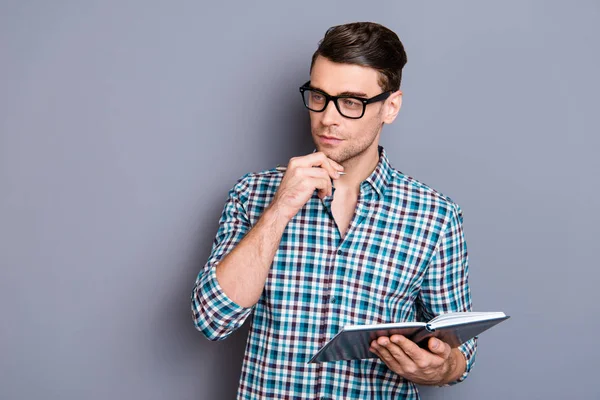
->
[342,98,362,109]
[311,93,325,103]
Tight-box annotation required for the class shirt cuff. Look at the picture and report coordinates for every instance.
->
[192,264,253,341]
[451,337,477,384]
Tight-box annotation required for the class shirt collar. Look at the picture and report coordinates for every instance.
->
[312,146,393,200]
[360,146,393,199]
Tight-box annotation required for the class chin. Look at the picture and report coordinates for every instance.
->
[313,145,340,162]
[324,150,350,165]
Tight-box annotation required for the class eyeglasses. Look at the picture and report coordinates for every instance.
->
[299,81,392,119]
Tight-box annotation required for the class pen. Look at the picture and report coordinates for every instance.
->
[275,165,346,175]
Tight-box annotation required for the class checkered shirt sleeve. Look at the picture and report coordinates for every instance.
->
[417,202,476,383]
[191,177,254,341]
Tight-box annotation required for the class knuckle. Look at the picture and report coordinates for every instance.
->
[442,346,451,358]
[403,349,414,359]
[404,365,417,375]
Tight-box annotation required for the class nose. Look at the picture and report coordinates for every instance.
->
[320,99,342,126]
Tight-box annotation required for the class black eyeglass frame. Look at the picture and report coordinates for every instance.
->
[299,81,392,119]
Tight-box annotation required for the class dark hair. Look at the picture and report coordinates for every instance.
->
[310,22,408,92]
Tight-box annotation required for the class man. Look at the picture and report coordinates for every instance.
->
[191,22,476,399]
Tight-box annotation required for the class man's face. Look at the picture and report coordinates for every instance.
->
[308,56,399,165]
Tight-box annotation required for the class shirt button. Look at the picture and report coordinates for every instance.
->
[337,250,342,255]
[330,296,337,304]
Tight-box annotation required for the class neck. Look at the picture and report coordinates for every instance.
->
[336,145,380,194]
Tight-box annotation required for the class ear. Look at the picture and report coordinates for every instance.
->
[382,90,402,124]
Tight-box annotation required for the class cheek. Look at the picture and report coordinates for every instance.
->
[350,119,377,138]
[309,114,321,130]
[362,113,384,134]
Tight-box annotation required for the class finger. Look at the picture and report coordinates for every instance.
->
[325,157,345,172]
[372,337,406,372]
[302,167,334,181]
[377,336,414,366]
[288,153,343,178]
[369,344,380,357]
[310,176,332,199]
[427,337,451,359]
[369,347,390,368]
[390,335,429,365]
[290,168,332,195]
[303,168,334,196]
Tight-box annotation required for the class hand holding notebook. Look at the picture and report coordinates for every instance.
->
[309,311,509,364]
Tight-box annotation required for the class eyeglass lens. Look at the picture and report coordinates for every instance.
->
[302,89,365,118]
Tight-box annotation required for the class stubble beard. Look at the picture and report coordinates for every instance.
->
[312,123,382,165]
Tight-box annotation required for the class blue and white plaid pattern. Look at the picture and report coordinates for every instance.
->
[192,147,476,399]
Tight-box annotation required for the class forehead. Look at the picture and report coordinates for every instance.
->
[310,56,382,96]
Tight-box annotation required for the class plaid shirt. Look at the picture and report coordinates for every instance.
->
[192,147,476,399]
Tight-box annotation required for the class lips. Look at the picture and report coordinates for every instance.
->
[321,136,341,140]
[317,135,343,146]
[319,135,343,141]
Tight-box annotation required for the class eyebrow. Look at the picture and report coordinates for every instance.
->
[309,84,368,98]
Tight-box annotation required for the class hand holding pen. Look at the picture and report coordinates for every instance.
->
[269,152,344,221]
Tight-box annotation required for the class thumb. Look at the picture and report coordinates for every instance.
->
[328,159,344,171]
[428,337,451,358]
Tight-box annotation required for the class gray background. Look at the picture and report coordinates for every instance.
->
[1,1,598,399]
